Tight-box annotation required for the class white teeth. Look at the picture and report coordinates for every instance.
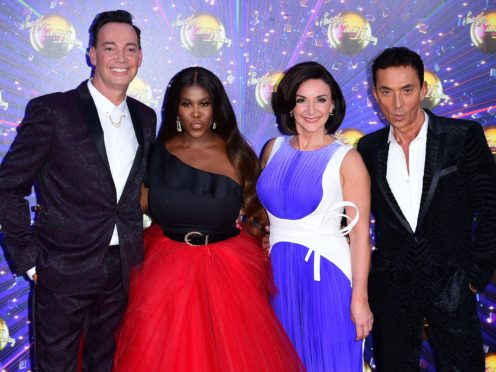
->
[111,68,127,72]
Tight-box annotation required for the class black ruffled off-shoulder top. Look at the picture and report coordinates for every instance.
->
[145,142,243,234]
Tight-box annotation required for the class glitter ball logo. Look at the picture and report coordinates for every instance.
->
[127,76,155,107]
[0,90,9,111]
[174,13,231,57]
[463,10,496,54]
[321,11,377,56]
[484,126,496,154]
[0,318,15,351]
[485,353,496,371]
[247,71,284,112]
[422,70,449,109]
[336,128,364,148]
[24,14,81,59]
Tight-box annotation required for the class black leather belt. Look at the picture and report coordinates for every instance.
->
[163,229,240,246]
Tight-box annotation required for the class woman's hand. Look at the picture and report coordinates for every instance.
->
[350,295,373,341]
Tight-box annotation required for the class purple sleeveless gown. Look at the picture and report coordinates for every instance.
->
[257,137,363,372]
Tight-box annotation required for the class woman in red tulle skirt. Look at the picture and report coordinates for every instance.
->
[113,67,304,371]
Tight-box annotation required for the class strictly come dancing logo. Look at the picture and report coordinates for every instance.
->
[0,317,15,350]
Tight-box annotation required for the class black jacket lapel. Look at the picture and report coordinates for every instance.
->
[417,110,446,228]
[374,135,414,234]
[120,98,145,197]
[77,81,111,172]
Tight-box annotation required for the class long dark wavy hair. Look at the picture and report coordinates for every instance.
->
[158,67,267,236]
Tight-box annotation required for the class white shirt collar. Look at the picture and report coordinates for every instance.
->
[388,109,429,144]
[87,79,127,116]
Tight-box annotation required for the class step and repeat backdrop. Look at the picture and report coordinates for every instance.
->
[0,1,495,371]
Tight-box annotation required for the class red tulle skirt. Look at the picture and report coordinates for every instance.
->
[113,225,304,371]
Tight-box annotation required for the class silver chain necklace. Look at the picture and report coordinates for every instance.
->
[108,112,124,128]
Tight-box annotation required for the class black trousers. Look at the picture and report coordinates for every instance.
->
[34,246,127,372]
[371,270,484,372]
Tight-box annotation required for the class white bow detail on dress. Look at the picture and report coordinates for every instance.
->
[301,201,360,281]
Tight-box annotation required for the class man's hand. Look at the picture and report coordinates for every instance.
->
[32,273,38,285]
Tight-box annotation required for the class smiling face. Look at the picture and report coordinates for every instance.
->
[89,22,142,102]
[373,65,427,134]
[292,79,334,136]
[177,85,214,139]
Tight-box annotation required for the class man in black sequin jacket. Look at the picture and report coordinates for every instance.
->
[357,46,496,372]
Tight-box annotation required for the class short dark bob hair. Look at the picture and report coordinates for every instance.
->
[271,61,346,135]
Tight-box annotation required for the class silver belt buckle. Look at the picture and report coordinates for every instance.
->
[184,231,208,246]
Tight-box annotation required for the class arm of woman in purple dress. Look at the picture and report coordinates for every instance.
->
[260,138,277,169]
[340,148,373,341]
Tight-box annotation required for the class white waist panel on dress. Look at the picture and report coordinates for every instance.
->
[269,201,359,283]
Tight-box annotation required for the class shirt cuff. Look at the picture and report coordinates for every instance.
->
[26,267,36,280]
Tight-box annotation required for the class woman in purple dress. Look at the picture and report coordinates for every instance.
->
[257,61,373,371]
